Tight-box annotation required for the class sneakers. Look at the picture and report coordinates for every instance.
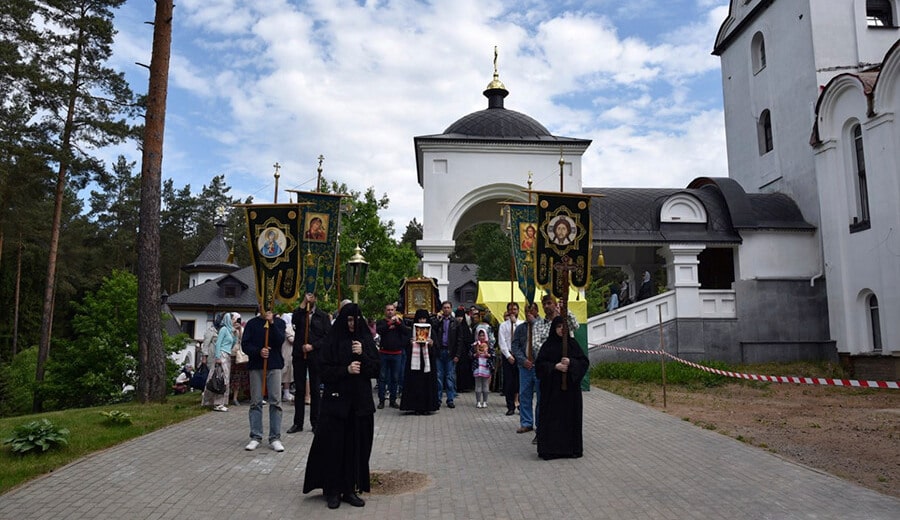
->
[447,401,455,409]
[245,439,260,451]
[282,390,293,402]
[270,439,284,452]
[476,402,484,408]
[213,404,228,412]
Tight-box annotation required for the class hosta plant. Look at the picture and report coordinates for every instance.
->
[100,410,133,425]
[2,419,70,454]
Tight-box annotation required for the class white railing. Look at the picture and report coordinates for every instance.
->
[586,289,736,347]
[698,289,737,318]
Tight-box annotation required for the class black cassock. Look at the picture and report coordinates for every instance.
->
[302,305,380,496]
[399,339,439,414]
[535,332,589,460]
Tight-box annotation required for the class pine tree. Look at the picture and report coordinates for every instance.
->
[25,0,136,411]
[137,0,174,403]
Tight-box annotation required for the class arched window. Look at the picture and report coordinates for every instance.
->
[757,109,773,155]
[751,32,766,74]
[868,294,882,351]
[850,124,871,228]
[867,0,895,27]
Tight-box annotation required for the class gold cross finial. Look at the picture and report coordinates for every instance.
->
[273,162,281,178]
[316,155,325,192]
[493,46,498,76]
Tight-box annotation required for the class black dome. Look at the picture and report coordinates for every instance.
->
[443,108,551,137]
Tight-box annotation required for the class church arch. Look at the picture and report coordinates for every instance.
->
[445,183,529,239]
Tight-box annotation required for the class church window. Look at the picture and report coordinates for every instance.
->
[757,109,773,155]
[850,124,871,229]
[868,294,882,351]
[661,194,707,223]
[751,32,766,74]
[181,320,196,338]
[866,0,894,27]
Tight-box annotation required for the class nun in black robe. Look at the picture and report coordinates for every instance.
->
[400,309,440,414]
[535,315,590,460]
[455,316,476,392]
[302,303,380,508]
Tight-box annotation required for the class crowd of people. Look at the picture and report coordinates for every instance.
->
[184,292,588,509]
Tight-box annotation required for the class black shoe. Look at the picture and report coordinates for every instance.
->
[377,401,385,409]
[342,493,365,507]
[286,424,303,434]
[447,401,455,409]
[326,495,340,509]
[532,435,538,445]
[389,401,399,409]
[505,409,515,416]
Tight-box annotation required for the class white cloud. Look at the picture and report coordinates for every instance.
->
[112,0,731,234]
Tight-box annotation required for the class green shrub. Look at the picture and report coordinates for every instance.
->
[2,419,70,454]
[99,410,132,425]
[0,347,39,417]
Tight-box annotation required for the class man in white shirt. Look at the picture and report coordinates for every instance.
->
[497,302,520,416]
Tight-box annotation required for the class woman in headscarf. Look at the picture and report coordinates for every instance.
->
[534,315,590,460]
[400,309,439,415]
[201,312,236,412]
[636,270,654,301]
[303,303,380,510]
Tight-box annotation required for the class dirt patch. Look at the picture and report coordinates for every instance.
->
[369,470,431,495]
[597,381,900,498]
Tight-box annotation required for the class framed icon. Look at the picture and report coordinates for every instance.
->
[257,227,286,258]
[304,212,329,242]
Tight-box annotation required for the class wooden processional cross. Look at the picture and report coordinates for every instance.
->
[554,255,578,390]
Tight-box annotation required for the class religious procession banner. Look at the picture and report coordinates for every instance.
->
[242,204,303,311]
[288,190,343,295]
[535,192,592,298]
[505,202,537,304]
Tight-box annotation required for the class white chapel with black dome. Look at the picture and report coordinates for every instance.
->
[413,1,900,376]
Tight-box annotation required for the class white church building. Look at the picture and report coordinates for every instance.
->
[414,0,900,378]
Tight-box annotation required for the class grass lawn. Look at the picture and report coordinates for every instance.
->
[0,392,207,494]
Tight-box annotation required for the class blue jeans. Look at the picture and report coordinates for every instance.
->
[378,353,402,402]
[435,349,457,405]
[249,368,282,442]
[518,365,540,429]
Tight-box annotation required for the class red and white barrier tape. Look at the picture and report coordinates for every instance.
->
[591,343,900,389]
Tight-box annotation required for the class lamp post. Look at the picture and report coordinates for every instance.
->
[346,244,369,303]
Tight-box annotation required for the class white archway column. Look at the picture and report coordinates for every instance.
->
[417,239,455,301]
[661,244,705,318]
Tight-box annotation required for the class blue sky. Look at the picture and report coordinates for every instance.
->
[107,0,730,232]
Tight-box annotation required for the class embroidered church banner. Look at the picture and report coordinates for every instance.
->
[506,202,537,304]
[242,204,303,311]
[288,190,344,294]
[535,192,592,298]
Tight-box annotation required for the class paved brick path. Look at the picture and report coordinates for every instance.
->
[2,388,897,519]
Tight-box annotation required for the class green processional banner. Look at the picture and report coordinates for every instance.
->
[507,203,537,304]
[288,191,343,295]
